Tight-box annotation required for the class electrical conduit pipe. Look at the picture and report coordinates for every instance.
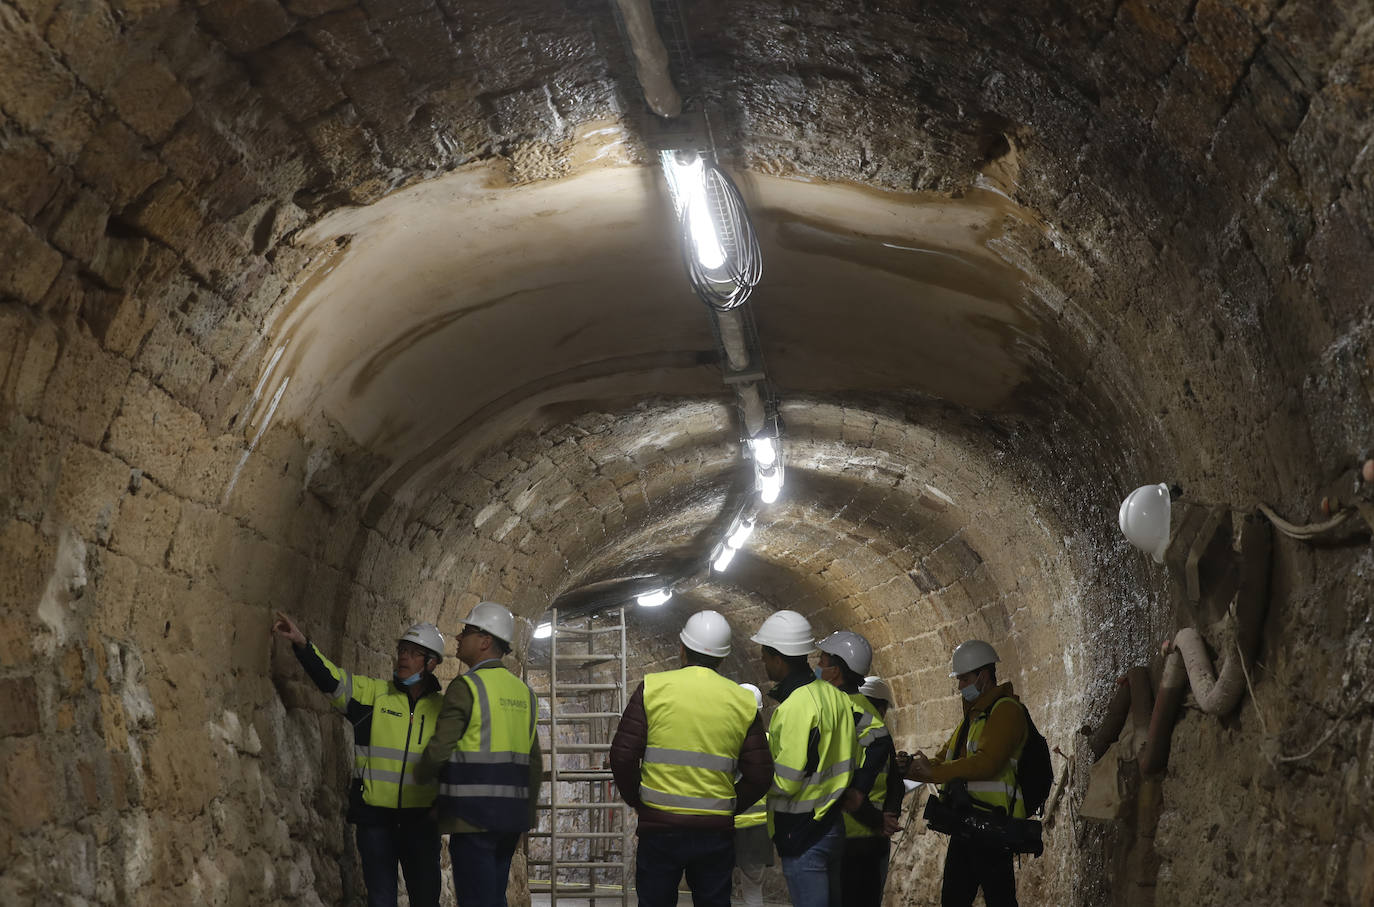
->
[613,0,682,117]
[1139,646,1187,775]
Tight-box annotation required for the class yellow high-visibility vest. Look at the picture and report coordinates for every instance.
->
[438,664,538,832]
[314,644,443,809]
[641,667,757,816]
[843,692,891,838]
[735,798,768,828]
[767,678,857,831]
[941,698,1027,818]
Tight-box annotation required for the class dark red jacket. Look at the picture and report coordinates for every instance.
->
[610,681,773,833]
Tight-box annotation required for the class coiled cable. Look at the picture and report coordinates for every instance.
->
[678,161,762,311]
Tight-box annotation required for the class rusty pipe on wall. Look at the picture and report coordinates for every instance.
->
[1086,666,1154,762]
[1172,627,1247,715]
[1099,514,1273,776]
[1139,646,1187,775]
[1175,515,1273,716]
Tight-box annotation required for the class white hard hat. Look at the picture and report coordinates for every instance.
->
[750,610,815,656]
[680,609,733,657]
[465,601,516,646]
[1119,483,1172,563]
[739,682,763,711]
[950,640,1000,677]
[859,675,892,703]
[817,630,873,675]
[399,622,445,663]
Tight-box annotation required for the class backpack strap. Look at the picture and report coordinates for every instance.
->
[951,712,973,759]
[999,698,1032,815]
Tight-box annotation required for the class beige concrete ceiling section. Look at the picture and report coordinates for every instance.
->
[260,150,1049,513]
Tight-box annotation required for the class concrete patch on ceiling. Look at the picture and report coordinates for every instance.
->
[262,153,1051,491]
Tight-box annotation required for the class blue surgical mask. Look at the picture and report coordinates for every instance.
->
[814,667,824,679]
[960,682,980,702]
[396,671,422,687]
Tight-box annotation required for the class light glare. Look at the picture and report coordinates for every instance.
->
[750,437,777,467]
[758,465,784,504]
[533,622,553,640]
[712,545,737,572]
[662,152,727,271]
[637,588,672,607]
[727,519,755,549]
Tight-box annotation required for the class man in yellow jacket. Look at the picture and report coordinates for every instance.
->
[610,610,772,907]
[752,610,857,907]
[907,640,1028,907]
[417,602,542,907]
[816,632,902,907]
[272,611,444,907]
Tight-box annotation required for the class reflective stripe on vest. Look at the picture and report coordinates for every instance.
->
[331,669,354,707]
[855,710,890,749]
[844,693,890,838]
[734,797,768,829]
[941,698,1026,818]
[640,667,757,817]
[437,665,538,831]
[766,679,857,829]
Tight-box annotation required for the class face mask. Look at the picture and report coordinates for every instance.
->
[960,682,980,702]
[396,670,422,687]
[814,667,825,680]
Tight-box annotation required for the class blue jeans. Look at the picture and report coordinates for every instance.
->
[449,831,522,907]
[355,813,441,907]
[779,820,844,907]
[635,830,734,907]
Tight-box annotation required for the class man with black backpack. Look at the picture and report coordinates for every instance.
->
[905,640,1033,907]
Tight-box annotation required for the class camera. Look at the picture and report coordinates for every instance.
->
[922,782,1043,857]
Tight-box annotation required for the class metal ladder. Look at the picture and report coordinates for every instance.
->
[528,608,631,907]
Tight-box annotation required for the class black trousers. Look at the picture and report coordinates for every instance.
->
[840,835,891,907]
[355,811,442,907]
[941,835,1017,907]
[636,830,735,907]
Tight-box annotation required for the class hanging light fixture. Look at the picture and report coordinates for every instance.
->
[726,518,755,549]
[636,588,673,607]
[661,152,726,270]
[758,463,784,504]
[712,543,737,572]
[749,436,777,468]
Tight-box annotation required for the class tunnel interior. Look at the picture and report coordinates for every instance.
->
[2,0,1373,905]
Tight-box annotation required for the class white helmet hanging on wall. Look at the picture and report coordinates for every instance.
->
[465,601,516,646]
[680,610,733,657]
[1118,482,1173,564]
[817,630,873,675]
[399,622,445,663]
[949,640,1000,677]
[750,610,815,656]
